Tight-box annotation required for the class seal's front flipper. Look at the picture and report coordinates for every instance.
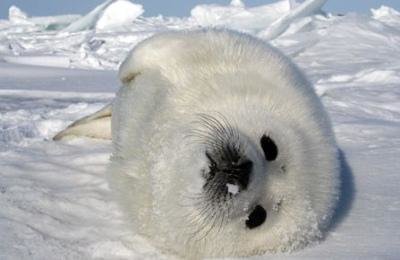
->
[53,103,112,141]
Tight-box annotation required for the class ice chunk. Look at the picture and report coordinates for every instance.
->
[62,0,114,32]
[371,6,400,27]
[62,0,143,32]
[8,5,79,30]
[190,0,292,32]
[8,6,32,25]
[96,0,144,31]
[230,0,244,8]
[33,15,82,31]
[258,0,326,40]
[190,0,325,37]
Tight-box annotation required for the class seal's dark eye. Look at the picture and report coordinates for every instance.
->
[260,135,278,161]
[246,205,267,229]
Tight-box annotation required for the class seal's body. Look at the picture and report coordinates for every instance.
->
[107,29,339,258]
[55,29,339,258]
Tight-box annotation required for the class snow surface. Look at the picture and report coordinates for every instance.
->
[0,0,400,258]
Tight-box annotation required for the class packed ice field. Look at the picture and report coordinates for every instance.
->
[0,0,399,258]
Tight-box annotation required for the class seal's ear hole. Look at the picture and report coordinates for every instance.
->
[260,135,278,161]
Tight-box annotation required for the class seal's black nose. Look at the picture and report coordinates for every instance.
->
[204,152,253,194]
[224,159,253,191]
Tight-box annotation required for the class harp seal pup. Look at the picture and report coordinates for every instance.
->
[57,29,340,258]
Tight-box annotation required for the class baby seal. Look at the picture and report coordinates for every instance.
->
[109,29,340,258]
[57,29,340,258]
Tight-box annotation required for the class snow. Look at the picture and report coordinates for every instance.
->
[0,0,400,258]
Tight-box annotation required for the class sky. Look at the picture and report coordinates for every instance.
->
[1,0,400,19]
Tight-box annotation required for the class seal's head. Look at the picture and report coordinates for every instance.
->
[187,114,275,234]
[108,29,340,258]
[188,113,276,231]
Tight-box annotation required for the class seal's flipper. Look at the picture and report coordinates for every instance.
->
[53,103,112,140]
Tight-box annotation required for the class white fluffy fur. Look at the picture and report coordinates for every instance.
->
[108,29,339,258]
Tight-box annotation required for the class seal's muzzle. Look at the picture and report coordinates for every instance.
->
[204,150,253,196]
